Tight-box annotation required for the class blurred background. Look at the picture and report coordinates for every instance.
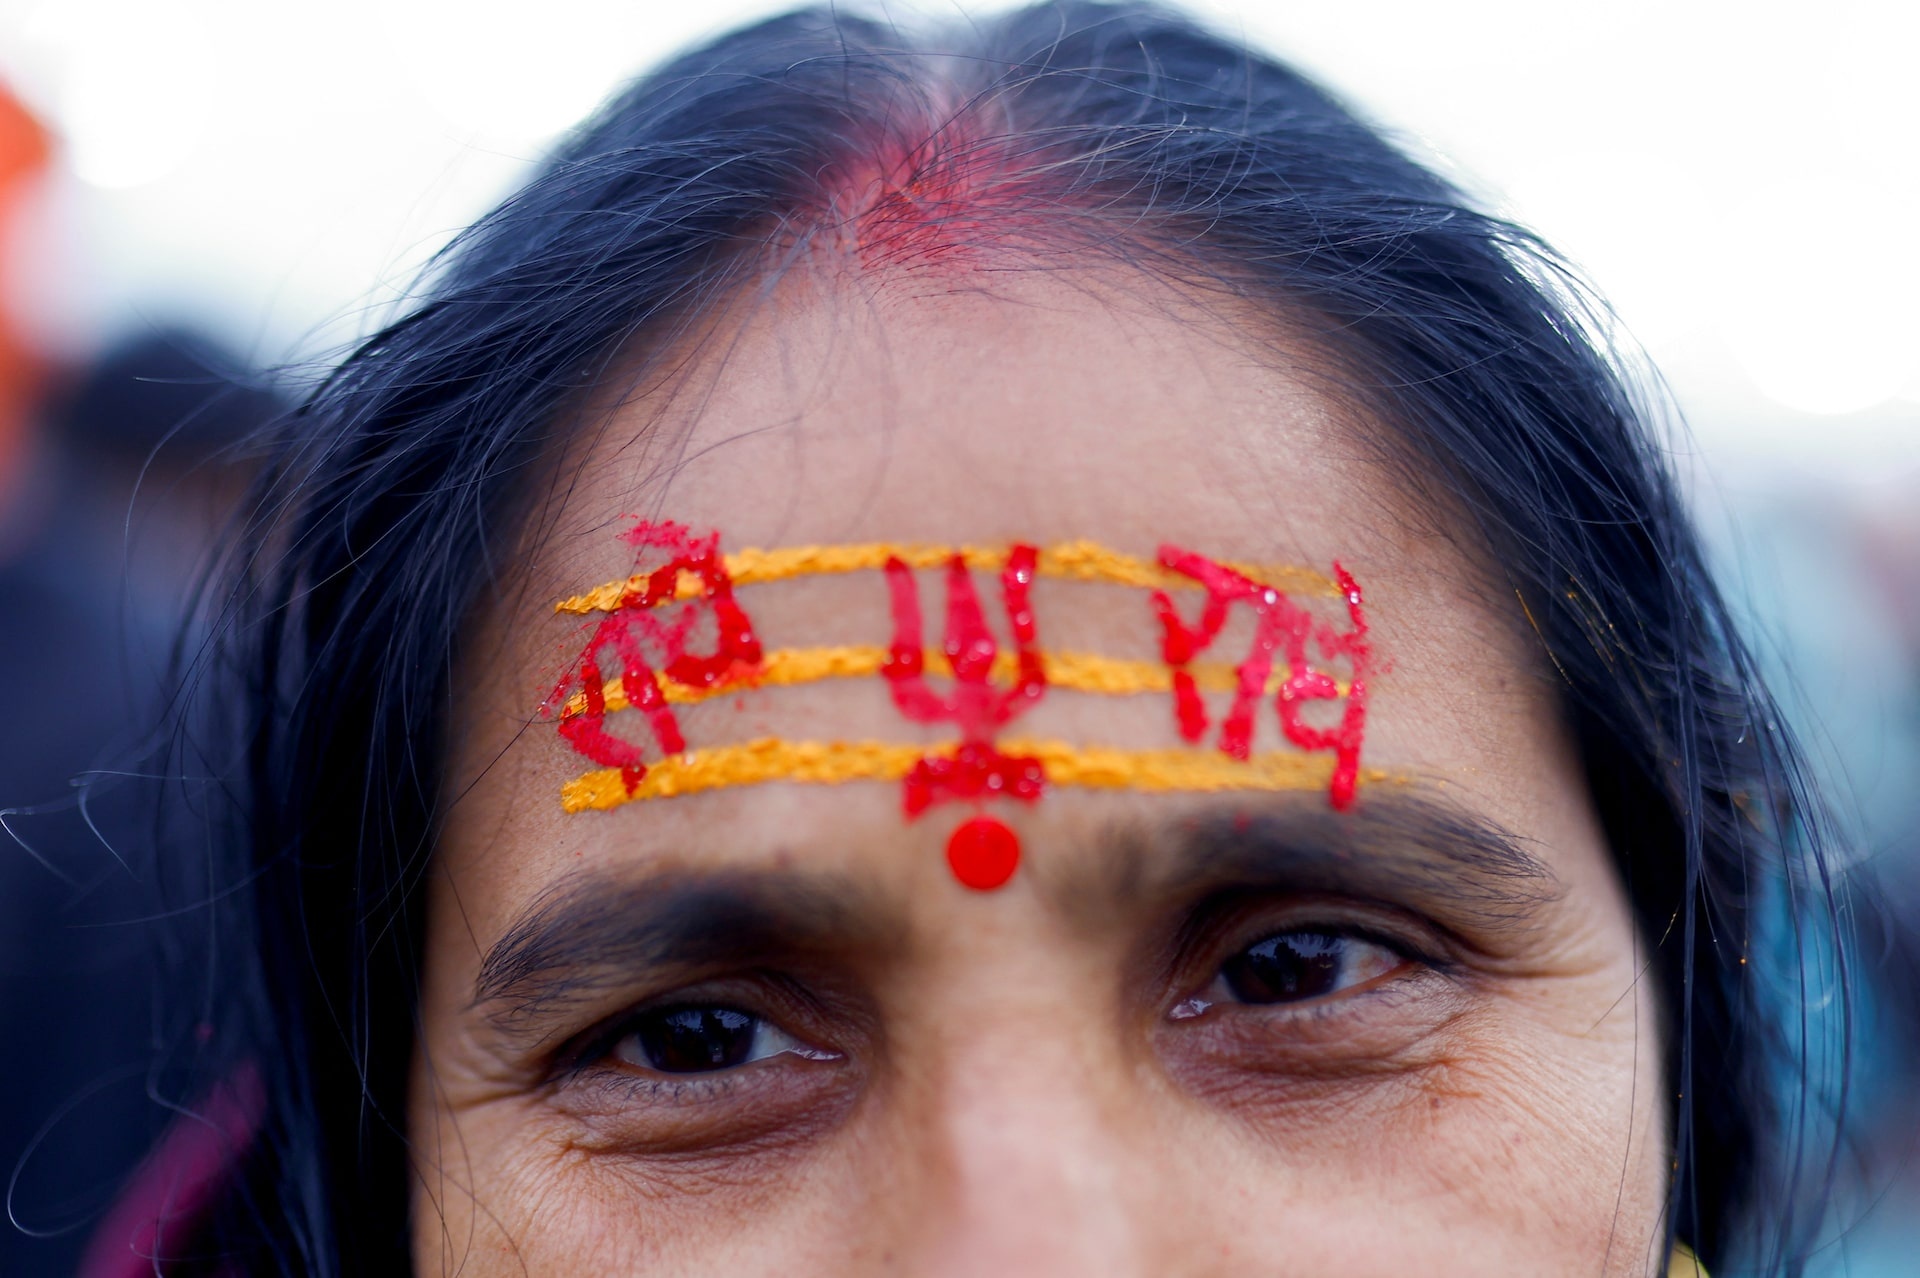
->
[0,0,1913,1273]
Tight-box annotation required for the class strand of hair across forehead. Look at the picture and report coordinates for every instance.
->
[553,539,1338,615]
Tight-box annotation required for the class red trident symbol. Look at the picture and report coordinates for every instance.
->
[881,546,1048,887]
[543,521,764,795]
[1151,546,1371,809]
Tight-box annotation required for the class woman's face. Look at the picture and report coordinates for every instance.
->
[410,266,1666,1276]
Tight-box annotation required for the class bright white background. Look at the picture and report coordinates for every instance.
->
[1,0,1916,484]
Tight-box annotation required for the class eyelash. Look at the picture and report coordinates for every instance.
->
[559,989,840,1095]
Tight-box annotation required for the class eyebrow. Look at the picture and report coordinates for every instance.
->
[471,792,1560,1035]
[471,871,894,1037]
[1064,791,1563,939]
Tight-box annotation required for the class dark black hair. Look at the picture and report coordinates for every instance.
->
[152,3,1847,1272]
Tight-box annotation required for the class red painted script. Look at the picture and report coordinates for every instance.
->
[543,521,763,794]
[881,546,1048,816]
[1151,548,1371,809]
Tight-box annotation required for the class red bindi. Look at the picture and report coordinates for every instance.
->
[945,816,1021,891]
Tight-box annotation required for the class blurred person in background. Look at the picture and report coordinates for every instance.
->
[0,80,286,1277]
[47,3,1884,1275]
[0,84,47,510]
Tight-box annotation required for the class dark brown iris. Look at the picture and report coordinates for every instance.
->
[1221,932,1345,1003]
[632,1006,759,1072]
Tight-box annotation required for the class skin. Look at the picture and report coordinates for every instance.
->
[409,257,1670,1277]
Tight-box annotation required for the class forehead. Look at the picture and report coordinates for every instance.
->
[551,267,1392,572]
[449,264,1573,905]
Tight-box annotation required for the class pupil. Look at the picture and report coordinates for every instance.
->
[1222,932,1344,1004]
[634,1006,758,1073]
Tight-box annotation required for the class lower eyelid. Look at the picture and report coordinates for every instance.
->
[566,1038,841,1111]
[575,1067,745,1105]
[547,1035,865,1159]
[1154,982,1478,1120]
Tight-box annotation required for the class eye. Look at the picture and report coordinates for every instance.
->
[1221,930,1407,1003]
[611,1005,837,1074]
[1173,929,1412,1020]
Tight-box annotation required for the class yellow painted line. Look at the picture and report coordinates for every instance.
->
[557,646,1351,715]
[560,736,1394,813]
